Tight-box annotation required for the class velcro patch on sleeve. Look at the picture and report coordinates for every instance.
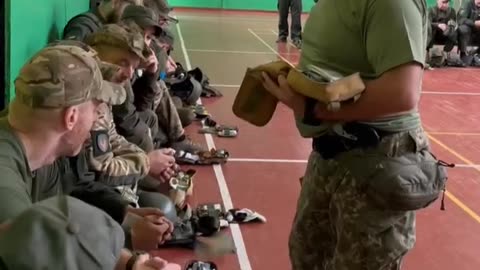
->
[90,130,111,157]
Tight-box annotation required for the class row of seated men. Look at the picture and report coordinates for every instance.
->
[0,0,207,269]
[427,0,480,67]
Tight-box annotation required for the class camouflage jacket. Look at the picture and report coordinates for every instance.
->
[458,0,480,27]
[85,103,150,188]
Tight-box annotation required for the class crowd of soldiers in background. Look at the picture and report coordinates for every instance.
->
[426,0,480,68]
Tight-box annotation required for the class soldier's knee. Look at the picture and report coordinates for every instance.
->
[176,108,195,127]
[458,24,471,35]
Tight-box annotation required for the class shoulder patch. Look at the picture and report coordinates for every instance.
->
[91,130,111,157]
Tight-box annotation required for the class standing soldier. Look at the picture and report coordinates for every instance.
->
[262,0,448,269]
[277,0,303,49]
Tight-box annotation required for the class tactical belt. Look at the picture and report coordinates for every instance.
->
[312,123,393,159]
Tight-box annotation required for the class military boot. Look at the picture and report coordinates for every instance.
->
[177,108,195,127]
[171,136,206,154]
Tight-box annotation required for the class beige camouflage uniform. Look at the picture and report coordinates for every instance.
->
[83,25,156,205]
[84,101,150,206]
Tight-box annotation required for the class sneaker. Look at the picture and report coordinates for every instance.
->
[292,39,302,49]
[276,36,287,43]
[171,137,206,154]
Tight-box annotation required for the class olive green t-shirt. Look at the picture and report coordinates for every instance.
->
[0,118,35,223]
[296,0,428,137]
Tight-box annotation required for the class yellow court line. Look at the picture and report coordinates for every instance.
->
[429,132,480,136]
[428,134,480,224]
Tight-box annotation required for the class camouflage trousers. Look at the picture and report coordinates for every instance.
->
[289,128,430,270]
[152,80,185,146]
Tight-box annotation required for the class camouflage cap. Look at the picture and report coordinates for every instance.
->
[0,196,124,270]
[144,0,178,24]
[14,44,126,108]
[121,5,164,37]
[99,61,123,81]
[85,23,150,61]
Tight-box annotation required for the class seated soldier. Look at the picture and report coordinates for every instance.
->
[63,0,142,41]
[427,0,465,67]
[0,44,173,263]
[85,23,205,155]
[143,0,177,26]
[457,0,480,65]
[0,196,181,270]
[121,5,196,128]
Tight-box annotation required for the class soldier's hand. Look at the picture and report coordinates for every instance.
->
[438,23,447,32]
[128,207,165,218]
[261,72,305,116]
[160,148,176,156]
[146,215,174,238]
[475,20,480,29]
[133,254,181,270]
[148,150,176,175]
[143,48,159,74]
[166,56,177,73]
[158,167,176,183]
[131,218,172,250]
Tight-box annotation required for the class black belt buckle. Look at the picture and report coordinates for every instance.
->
[343,123,381,148]
[312,135,348,159]
[312,123,381,159]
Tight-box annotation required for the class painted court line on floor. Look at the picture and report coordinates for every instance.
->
[248,28,294,66]
[188,48,276,54]
[428,132,480,136]
[422,91,480,95]
[175,17,253,270]
[229,157,480,168]
[248,27,480,226]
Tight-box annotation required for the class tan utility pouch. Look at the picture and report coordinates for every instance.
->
[232,60,365,126]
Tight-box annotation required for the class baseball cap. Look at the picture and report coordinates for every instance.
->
[121,5,164,37]
[144,0,178,24]
[85,23,151,61]
[0,196,124,270]
[14,44,126,108]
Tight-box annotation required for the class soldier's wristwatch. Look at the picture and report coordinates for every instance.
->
[126,251,147,270]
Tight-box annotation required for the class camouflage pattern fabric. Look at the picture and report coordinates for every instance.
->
[154,80,185,144]
[289,128,429,270]
[85,23,151,62]
[84,102,150,205]
[15,44,125,108]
